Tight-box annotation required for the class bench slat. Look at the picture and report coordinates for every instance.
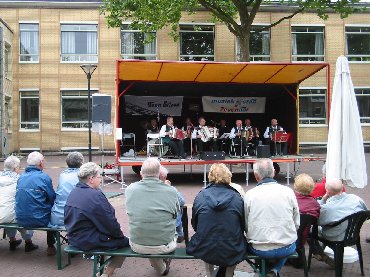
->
[0,223,65,232]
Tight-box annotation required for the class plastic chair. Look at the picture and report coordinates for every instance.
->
[121,133,136,157]
[308,210,370,277]
[147,133,163,157]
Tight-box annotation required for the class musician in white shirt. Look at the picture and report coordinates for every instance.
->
[159,116,186,159]
[191,117,218,153]
[263,118,287,156]
[229,120,248,156]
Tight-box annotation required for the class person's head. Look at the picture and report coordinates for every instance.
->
[271,118,278,126]
[166,116,173,125]
[294,173,315,196]
[253,158,274,182]
[185,117,192,125]
[245,118,251,126]
[140,157,161,179]
[4,156,21,173]
[325,179,344,197]
[236,120,242,127]
[150,119,158,127]
[220,119,226,127]
[208,163,232,185]
[159,165,169,182]
[27,151,45,170]
[78,162,102,189]
[66,152,84,168]
[198,117,206,126]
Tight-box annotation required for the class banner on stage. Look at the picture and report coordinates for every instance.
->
[202,96,266,113]
[124,96,183,116]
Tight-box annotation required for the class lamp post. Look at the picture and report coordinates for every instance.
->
[80,64,97,162]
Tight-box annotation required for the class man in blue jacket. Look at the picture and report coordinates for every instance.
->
[16,151,56,255]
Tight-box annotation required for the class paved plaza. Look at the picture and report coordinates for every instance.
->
[0,153,370,277]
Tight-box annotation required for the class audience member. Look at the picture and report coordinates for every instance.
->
[15,152,56,255]
[49,152,84,228]
[244,159,299,277]
[64,162,129,277]
[159,166,185,243]
[126,158,179,276]
[187,163,247,277]
[311,163,345,199]
[0,156,38,251]
[311,179,367,267]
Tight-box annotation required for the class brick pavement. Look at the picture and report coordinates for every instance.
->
[0,153,369,276]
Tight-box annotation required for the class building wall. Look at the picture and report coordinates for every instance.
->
[0,5,369,152]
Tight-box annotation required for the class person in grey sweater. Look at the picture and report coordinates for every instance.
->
[126,158,180,276]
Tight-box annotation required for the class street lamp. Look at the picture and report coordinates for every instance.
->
[80,64,97,162]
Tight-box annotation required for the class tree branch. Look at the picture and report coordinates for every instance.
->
[257,7,305,32]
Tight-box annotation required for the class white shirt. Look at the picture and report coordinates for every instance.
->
[263,125,284,139]
[229,126,244,139]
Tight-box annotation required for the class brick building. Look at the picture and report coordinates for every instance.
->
[0,0,369,154]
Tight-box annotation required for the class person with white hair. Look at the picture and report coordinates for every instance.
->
[244,158,299,277]
[311,163,346,199]
[311,178,367,266]
[49,152,84,228]
[126,158,180,276]
[15,151,56,255]
[64,162,129,277]
[0,155,38,252]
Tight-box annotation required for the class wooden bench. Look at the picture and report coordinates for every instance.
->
[0,223,68,270]
[64,245,298,277]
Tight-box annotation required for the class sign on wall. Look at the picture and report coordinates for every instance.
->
[202,96,266,113]
[124,95,184,116]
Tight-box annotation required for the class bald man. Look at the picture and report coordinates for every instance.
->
[311,179,367,267]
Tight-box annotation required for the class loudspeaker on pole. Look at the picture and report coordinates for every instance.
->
[92,94,112,124]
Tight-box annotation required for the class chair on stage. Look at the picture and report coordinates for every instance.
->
[121,133,136,158]
[229,139,249,158]
[147,133,163,158]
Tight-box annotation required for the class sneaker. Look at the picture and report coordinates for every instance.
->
[9,239,22,251]
[176,236,185,243]
[47,245,56,256]
[25,241,39,252]
[162,258,171,276]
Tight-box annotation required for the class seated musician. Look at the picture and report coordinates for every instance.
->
[217,119,230,152]
[182,117,194,155]
[229,120,248,156]
[147,118,159,133]
[244,118,260,156]
[263,118,287,156]
[159,116,186,159]
[191,117,218,153]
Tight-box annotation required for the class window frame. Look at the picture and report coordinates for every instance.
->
[19,21,39,63]
[60,88,98,131]
[60,21,99,63]
[236,24,271,62]
[291,24,325,62]
[179,23,215,61]
[120,23,157,60]
[19,89,40,131]
[345,24,370,63]
[354,87,370,125]
[299,87,328,127]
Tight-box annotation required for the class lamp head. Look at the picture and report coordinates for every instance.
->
[80,64,97,76]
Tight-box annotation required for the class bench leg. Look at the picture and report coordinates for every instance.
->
[93,255,100,277]
[55,231,62,270]
[261,259,266,277]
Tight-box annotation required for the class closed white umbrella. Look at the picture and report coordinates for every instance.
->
[326,56,367,188]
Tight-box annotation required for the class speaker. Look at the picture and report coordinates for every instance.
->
[201,151,225,161]
[92,95,111,123]
[257,145,270,158]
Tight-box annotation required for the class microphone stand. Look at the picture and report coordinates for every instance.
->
[189,127,194,160]
[273,128,278,156]
[240,126,243,159]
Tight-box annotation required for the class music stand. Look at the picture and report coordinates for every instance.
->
[272,131,288,156]
[218,133,229,152]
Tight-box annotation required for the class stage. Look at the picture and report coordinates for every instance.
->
[115,154,325,188]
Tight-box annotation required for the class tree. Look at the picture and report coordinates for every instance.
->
[101,0,366,62]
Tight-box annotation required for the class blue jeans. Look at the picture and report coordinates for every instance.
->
[249,243,296,273]
[5,228,33,241]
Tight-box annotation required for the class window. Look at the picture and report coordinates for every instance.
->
[299,88,327,125]
[61,24,98,62]
[346,26,370,62]
[236,26,270,61]
[179,24,214,61]
[19,23,39,62]
[61,90,97,129]
[291,26,325,62]
[120,25,156,60]
[20,91,39,130]
[4,43,11,78]
[355,88,370,124]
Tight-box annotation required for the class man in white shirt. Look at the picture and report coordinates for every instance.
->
[229,120,247,156]
[244,158,299,277]
[263,118,286,156]
[159,116,186,159]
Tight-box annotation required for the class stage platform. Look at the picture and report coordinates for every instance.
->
[115,154,325,188]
